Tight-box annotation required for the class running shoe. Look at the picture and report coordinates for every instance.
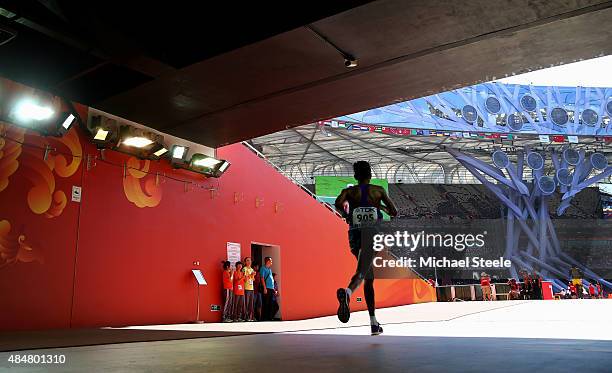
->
[371,323,383,336]
[336,288,350,323]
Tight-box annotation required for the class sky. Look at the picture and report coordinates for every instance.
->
[496,55,612,87]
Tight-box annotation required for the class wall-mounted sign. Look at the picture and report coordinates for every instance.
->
[71,186,82,202]
[210,304,221,311]
[226,242,241,268]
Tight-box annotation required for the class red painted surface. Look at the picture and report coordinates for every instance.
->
[541,281,553,300]
[0,79,434,330]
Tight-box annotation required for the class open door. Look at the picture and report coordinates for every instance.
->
[251,242,282,320]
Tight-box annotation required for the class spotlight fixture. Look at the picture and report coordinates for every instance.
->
[118,126,155,148]
[115,125,166,160]
[122,136,154,148]
[94,128,110,141]
[538,176,556,195]
[89,115,118,147]
[190,154,222,169]
[218,160,231,174]
[55,112,77,135]
[171,145,189,164]
[150,143,169,159]
[344,58,358,68]
[188,153,230,177]
[13,100,54,122]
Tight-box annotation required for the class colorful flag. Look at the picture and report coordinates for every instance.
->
[539,135,550,143]
[551,135,565,143]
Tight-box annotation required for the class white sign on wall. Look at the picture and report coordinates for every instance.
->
[226,242,241,269]
[71,186,82,202]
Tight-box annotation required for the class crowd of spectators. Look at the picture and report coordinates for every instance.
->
[222,256,280,322]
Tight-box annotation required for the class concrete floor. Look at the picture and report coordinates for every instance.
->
[1,300,611,372]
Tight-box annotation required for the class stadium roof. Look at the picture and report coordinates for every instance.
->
[250,78,612,185]
[249,122,611,185]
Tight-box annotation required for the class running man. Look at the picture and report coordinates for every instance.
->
[335,161,398,336]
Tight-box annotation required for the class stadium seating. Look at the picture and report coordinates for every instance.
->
[306,182,602,220]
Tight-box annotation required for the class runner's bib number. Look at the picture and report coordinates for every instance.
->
[352,207,377,226]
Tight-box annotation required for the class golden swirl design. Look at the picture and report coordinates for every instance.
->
[0,219,44,269]
[17,126,82,218]
[123,156,162,208]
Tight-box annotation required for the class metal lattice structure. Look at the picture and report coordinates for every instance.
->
[448,147,612,292]
[336,83,612,136]
[250,123,612,186]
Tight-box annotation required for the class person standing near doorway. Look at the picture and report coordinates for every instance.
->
[243,257,256,322]
[335,161,398,336]
[233,261,246,322]
[222,261,234,323]
[260,257,275,321]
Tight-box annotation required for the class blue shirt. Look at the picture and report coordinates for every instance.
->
[260,266,274,289]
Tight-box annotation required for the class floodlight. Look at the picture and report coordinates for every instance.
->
[526,152,544,170]
[94,128,110,141]
[538,176,556,195]
[89,115,118,148]
[122,136,154,148]
[492,150,509,168]
[14,100,54,122]
[171,145,189,164]
[150,144,169,159]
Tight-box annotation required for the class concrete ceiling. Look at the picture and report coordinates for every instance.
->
[1,1,612,147]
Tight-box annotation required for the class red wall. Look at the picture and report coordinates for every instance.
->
[0,113,434,331]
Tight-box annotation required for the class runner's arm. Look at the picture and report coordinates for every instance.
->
[334,188,350,217]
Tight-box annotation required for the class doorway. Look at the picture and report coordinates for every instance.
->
[251,242,281,320]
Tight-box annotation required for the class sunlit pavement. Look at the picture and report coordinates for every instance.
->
[119,299,612,340]
[3,300,611,373]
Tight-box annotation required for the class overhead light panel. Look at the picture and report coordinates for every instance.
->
[14,100,54,122]
[94,128,110,141]
[89,115,117,147]
[115,125,166,160]
[122,136,154,148]
[149,143,169,160]
[54,112,77,135]
[191,155,222,169]
[60,114,75,130]
[189,153,230,177]
[172,145,188,160]
[218,161,231,173]
[153,146,168,157]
